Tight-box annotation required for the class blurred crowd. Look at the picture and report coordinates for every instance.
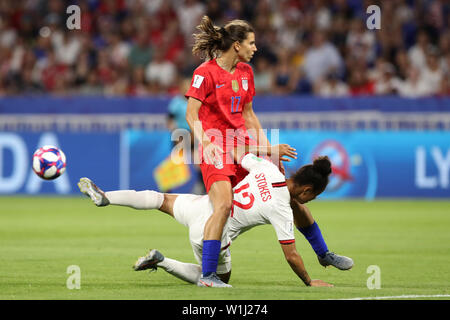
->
[0,0,449,97]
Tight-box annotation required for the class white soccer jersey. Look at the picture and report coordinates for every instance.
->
[228,153,295,245]
[172,153,296,273]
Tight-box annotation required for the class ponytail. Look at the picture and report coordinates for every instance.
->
[192,16,254,61]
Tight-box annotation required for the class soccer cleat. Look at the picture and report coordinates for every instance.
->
[133,249,165,271]
[197,273,232,288]
[318,251,354,270]
[78,177,110,207]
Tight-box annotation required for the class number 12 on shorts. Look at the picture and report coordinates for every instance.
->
[231,96,241,113]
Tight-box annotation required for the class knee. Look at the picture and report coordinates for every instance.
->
[219,200,233,214]
[214,198,233,216]
[209,182,233,215]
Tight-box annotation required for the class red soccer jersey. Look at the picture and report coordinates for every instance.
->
[185,59,256,149]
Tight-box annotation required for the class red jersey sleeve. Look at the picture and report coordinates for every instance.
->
[185,67,213,103]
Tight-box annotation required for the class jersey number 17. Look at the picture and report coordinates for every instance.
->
[231,96,241,113]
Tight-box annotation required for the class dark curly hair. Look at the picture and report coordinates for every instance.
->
[291,156,332,194]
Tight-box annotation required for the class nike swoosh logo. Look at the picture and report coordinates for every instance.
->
[216,84,225,88]
[199,280,214,287]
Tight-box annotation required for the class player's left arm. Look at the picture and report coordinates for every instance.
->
[242,102,270,147]
[232,144,297,165]
[242,102,292,175]
[241,103,296,161]
[291,199,315,229]
[241,64,267,146]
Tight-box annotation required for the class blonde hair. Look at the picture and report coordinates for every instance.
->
[192,16,254,61]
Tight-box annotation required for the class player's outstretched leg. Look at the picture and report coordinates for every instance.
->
[133,249,203,284]
[78,177,110,207]
[78,179,165,210]
[318,252,354,270]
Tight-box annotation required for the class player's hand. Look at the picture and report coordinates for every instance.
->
[272,144,297,162]
[203,141,224,166]
[309,279,334,287]
[278,159,286,175]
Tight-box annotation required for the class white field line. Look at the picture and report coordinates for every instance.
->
[330,294,450,300]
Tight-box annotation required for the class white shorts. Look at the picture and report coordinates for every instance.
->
[173,194,232,274]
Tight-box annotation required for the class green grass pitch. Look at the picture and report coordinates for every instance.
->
[1,197,449,300]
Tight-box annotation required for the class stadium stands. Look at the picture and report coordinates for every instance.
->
[0,0,448,97]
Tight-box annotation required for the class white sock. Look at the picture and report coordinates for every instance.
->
[105,190,164,210]
[157,257,201,284]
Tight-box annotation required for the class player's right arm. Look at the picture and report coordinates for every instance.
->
[185,97,223,165]
[185,97,212,145]
[280,243,333,287]
[185,68,224,165]
[280,242,311,285]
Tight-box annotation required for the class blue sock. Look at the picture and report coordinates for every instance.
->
[298,221,329,258]
[202,240,221,277]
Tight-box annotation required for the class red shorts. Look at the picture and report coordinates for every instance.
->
[200,162,248,192]
[199,147,250,192]
[198,135,257,192]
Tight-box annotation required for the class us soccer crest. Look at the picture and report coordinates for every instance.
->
[242,78,248,91]
[231,80,239,92]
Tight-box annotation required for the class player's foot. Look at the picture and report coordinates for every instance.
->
[197,273,232,288]
[133,249,165,271]
[78,177,110,207]
[318,251,354,270]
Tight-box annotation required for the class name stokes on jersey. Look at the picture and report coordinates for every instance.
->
[255,172,272,202]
